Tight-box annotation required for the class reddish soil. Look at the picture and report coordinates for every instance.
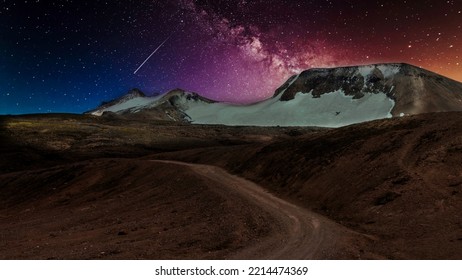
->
[0,159,280,259]
[1,112,462,259]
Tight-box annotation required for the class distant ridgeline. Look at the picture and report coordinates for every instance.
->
[87,63,462,127]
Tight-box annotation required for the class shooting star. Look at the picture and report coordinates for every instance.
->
[133,34,173,75]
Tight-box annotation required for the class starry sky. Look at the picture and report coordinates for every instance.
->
[1,0,461,114]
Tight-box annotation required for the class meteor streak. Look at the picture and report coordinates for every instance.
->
[133,34,173,74]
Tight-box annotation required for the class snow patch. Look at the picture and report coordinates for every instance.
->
[358,64,401,80]
[377,65,401,78]
[358,65,375,78]
[184,91,395,128]
[91,96,164,116]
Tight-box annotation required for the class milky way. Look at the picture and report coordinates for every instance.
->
[1,0,461,114]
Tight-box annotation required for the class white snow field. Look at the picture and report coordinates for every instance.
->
[183,90,395,127]
[88,63,462,127]
[90,89,395,127]
[90,95,163,116]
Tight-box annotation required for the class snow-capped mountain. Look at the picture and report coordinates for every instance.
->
[275,63,462,117]
[88,88,214,121]
[89,88,147,116]
[87,63,462,127]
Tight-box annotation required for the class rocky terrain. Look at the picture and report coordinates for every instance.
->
[1,112,462,259]
[87,63,462,127]
[275,63,462,116]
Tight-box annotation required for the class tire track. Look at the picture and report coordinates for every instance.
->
[152,160,352,259]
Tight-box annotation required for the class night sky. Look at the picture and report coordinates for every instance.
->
[1,0,461,114]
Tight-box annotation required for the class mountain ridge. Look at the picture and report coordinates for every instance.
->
[87,63,462,127]
[274,63,462,117]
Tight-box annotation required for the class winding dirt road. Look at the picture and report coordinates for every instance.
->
[153,160,359,259]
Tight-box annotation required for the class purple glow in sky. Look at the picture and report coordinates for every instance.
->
[1,0,461,113]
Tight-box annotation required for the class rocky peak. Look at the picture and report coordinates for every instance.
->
[275,63,410,101]
[159,89,216,106]
[125,88,146,98]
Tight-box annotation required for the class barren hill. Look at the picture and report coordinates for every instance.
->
[1,112,462,259]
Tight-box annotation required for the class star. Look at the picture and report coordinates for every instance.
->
[1,0,461,114]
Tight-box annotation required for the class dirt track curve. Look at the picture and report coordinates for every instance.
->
[153,160,359,259]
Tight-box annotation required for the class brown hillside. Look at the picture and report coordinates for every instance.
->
[152,112,462,259]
